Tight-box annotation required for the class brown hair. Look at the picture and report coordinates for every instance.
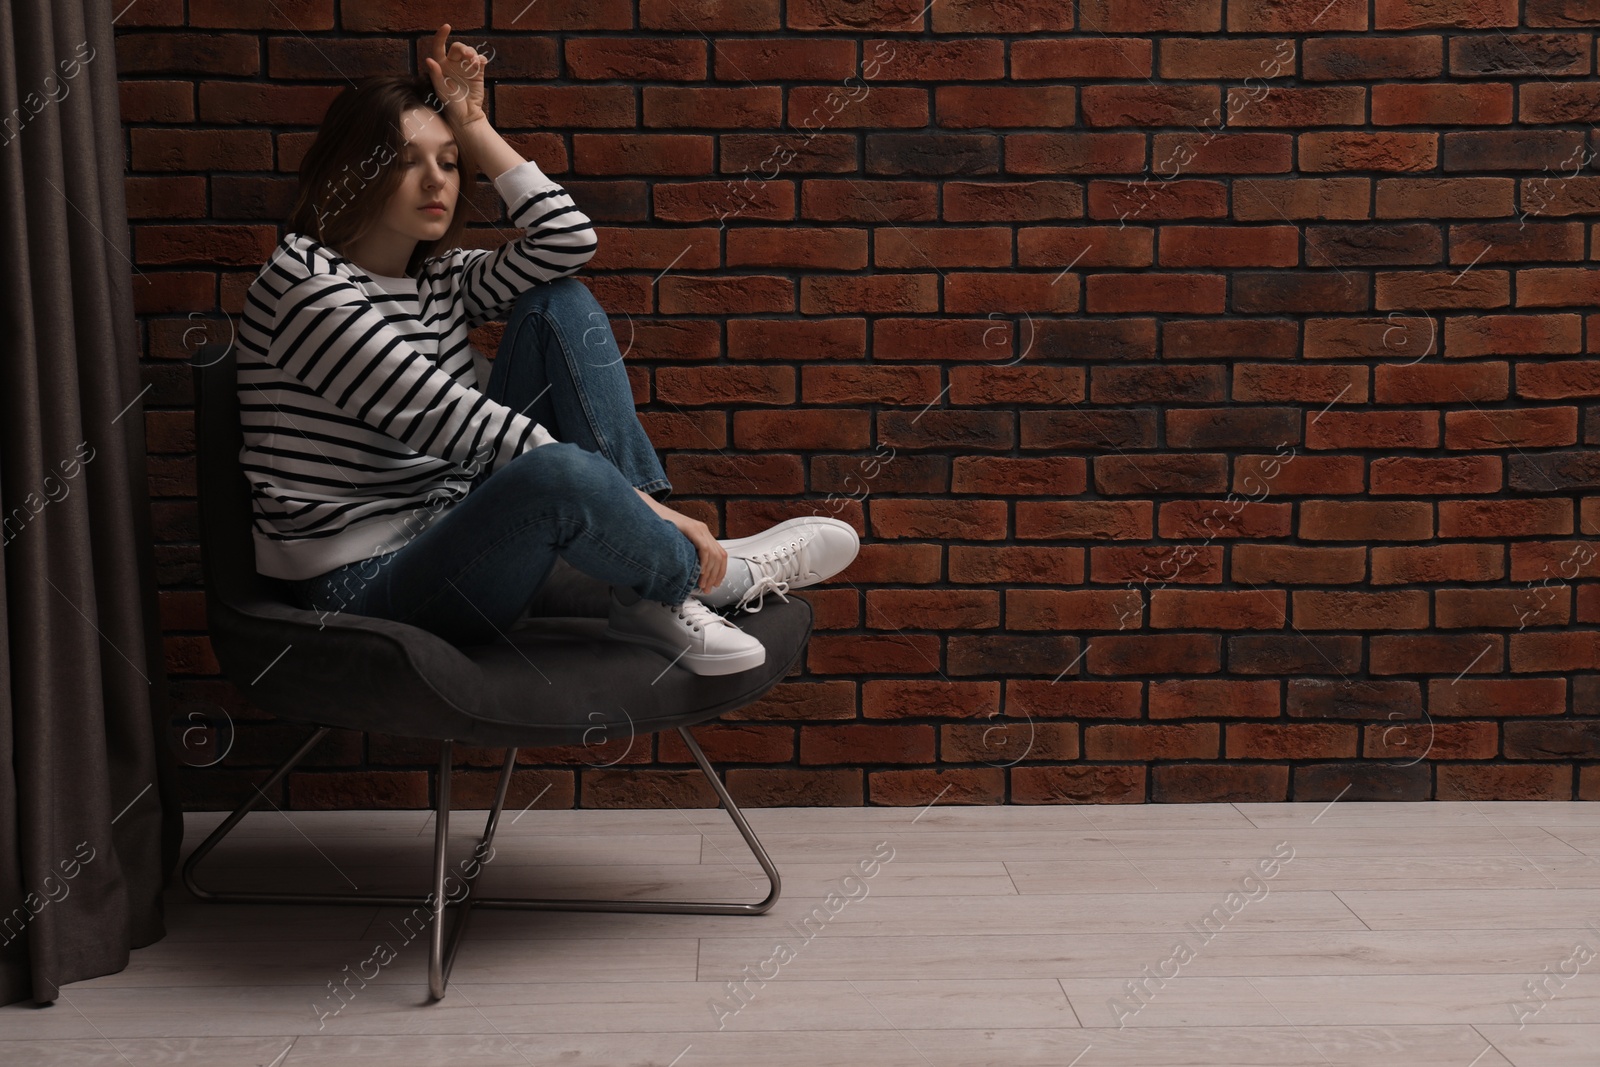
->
[285,74,478,277]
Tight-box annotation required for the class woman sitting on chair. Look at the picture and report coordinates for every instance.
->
[236,24,857,675]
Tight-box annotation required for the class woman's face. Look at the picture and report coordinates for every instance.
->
[377,105,460,243]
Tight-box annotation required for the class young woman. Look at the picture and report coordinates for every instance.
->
[236,25,857,675]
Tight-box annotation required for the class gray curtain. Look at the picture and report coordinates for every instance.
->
[0,0,182,1006]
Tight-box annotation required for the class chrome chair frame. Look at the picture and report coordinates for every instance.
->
[181,725,780,1000]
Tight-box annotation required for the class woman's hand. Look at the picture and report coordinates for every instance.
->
[423,23,488,131]
[635,488,727,593]
[674,515,729,595]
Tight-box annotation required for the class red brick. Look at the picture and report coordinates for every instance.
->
[1525,0,1600,26]
[1012,38,1153,79]
[1088,179,1229,223]
[1149,589,1287,629]
[1084,634,1223,675]
[1300,500,1435,540]
[944,181,1079,222]
[1230,0,1365,30]
[1375,270,1510,310]
[1152,764,1289,802]
[1299,763,1435,800]
[726,769,863,807]
[1300,132,1438,172]
[1164,319,1299,359]
[1229,723,1360,759]
[927,1,1074,31]
[1304,36,1443,80]
[1149,679,1282,718]
[937,85,1077,128]
[1152,132,1294,174]
[1517,268,1600,307]
[1234,177,1370,220]
[190,0,334,29]
[1007,133,1148,175]
[1373,83,1514,126]
[1376,177,1516,218]
[1444,314,1583,357]
[1443,407,1578,449]
[288,771,427,809]
[1084,723,1219,760]
[1450,33,1592,77]
[1159,225,1299,267]
[868,769,1005,805]
[1375,0,1517,30]
[1160,37,1298,79]
[1232,545,1368,584]
[1018,226,1153,268]
[657,724,794,764]
[1010,680,1143,720]
[1440,499,1573,539]
[1369,454,1504,489]
[1226,86,1367,127]
[950,547,1085,586]
[1369,720,1498,760]
[953,455,1088,494]
[851,39,998,82]
[1011,765,1146,804]
[941,722,1079,763]
[1519,82,1600,123]
[1085,273,1226,314]
[1371,544,1504,585]
[1436,764,1572,801]
[862,680,1001,720]
[801,724,935,765]
[1081,85,1219,128]
[1078,0,1221,32]
[1451,221,1585,263]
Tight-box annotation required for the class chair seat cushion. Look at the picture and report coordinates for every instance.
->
[456,599,811,747]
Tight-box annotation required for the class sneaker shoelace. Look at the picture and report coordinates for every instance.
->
[672,595,737,634]
[732,535,811,614]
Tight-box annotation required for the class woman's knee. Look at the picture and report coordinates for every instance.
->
[500,440,610,495]
[509,275,591,322]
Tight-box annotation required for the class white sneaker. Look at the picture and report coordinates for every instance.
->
[712,516,860,615]
[603,588,766,676]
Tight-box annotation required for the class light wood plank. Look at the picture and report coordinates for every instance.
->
[64,937,697,989]
[1338,888,1600,930]
[694,825,1586,864]
[0,1037,300,1066]
[438,889,1364,941]
[271,1024,1509,1067]
[1007,855,1573,894]
[1476,1023,1600,1067]
[696,929,1600,981]
[462,978,1078,1033]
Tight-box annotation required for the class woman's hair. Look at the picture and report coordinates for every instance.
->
[285,74,478,276]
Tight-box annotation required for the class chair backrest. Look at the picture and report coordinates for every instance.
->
[190,341,295,614]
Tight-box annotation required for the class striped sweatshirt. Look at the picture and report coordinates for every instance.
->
[236,159,598,582]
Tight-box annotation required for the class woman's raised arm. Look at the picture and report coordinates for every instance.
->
[423,23,526,182]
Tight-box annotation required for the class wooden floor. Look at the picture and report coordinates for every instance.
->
[5,800,1600,1065]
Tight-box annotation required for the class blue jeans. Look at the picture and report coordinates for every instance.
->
[284,277,702,647]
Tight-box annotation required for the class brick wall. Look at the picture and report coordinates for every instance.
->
[123,0,1600,810]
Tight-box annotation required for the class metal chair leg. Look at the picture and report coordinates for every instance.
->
[427,740,453,1000]
[182,724,783,1001]
[435,748,514,993]
[465,725,783,914]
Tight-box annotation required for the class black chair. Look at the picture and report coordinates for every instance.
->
[183,342,809,999]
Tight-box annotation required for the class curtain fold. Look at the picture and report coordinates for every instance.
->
[0,0,183,1007]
